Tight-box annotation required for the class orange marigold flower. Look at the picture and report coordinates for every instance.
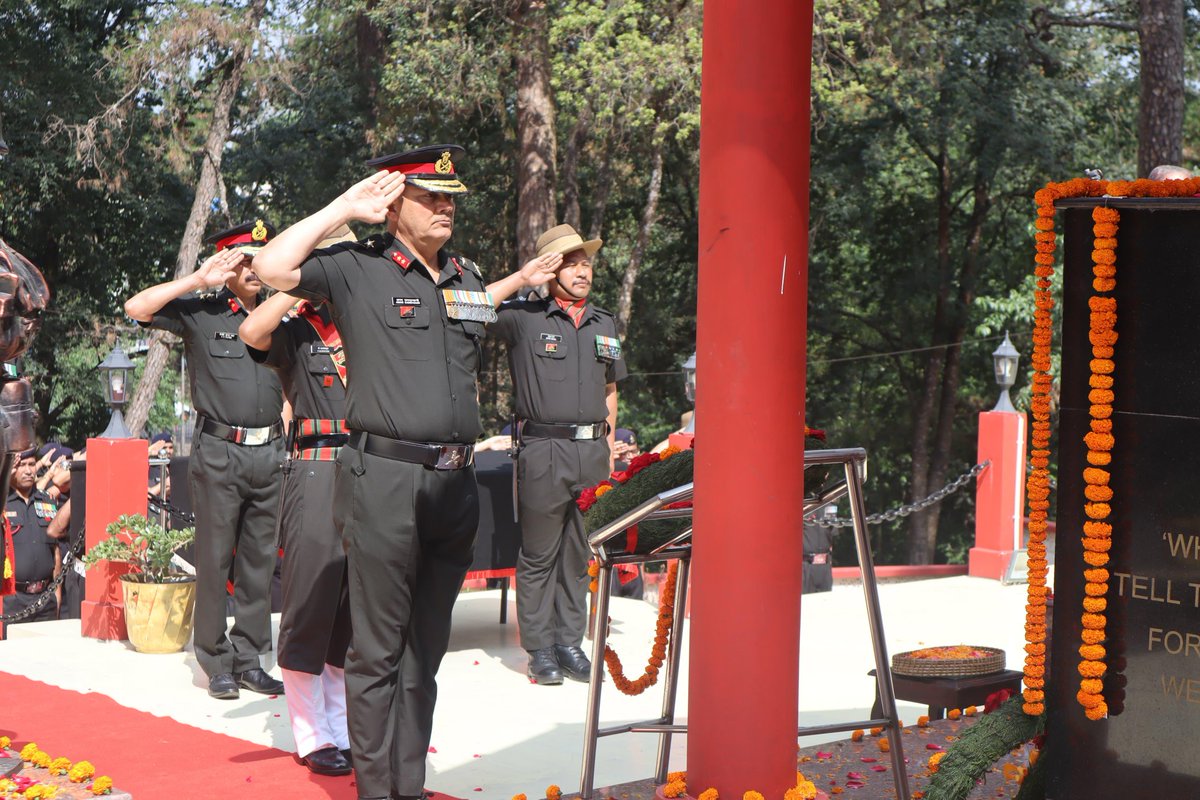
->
[92,776,114,796]
[1077,690,1104,709]
[1079,644,1106,661]
[1084,582,1110,598]
[699,791,719,800]
[878,738,891,752]
[1081,629,1106,644]
[1083,551,1110,568]
[1078,661,1107,678]
[1083,597,1107,613]
[947,708,962,720]
[1084,568,1110,583]
[917,715,929,727]
[851,730,864,742]
[743,792,765,800]
[1080,678,1104,694]
[547,785,563,800]
[1086,451,1112,466]
[1085,703,1108,721]
[1084,485,1114,502]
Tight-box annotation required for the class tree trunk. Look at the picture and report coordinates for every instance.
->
[1137,0,1184,176]
[615,141,663,338]
[907,147,953,563]
[356,1,385,146]
[124,0,265,437]
[512,1,557,265]
[559,112,589,231]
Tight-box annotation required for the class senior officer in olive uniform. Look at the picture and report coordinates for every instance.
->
[239,228,356,778]
[2,449,67,636]
[493,224,626,684]
[125,221,287,700]
[253,145,562,800]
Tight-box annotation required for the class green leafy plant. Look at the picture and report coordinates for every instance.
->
[83,513,195,583]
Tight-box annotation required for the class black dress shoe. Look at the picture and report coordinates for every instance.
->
[554,643,593,683]
[235,667,285,695]
[208,672,240,699]
[299,745,352,776]
[527,647,564,685]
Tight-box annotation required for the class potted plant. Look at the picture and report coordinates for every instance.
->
[83,513,196,653]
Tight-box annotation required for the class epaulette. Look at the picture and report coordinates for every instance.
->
[451,254,484,280]
[591,305,616,318]
[357,235,389,255]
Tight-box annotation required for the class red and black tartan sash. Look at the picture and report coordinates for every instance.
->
[296,301,347,387]
[294,418,347,461]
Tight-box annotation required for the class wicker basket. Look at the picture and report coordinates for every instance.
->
[891,646,1005,678]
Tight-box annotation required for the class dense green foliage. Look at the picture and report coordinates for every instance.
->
[0,0,1193,561]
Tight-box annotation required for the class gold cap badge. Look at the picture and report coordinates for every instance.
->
[435,151,454,175]
[251,219,268,242]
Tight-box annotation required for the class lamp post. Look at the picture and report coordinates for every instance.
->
[98,344,136,439]
[992,331,1020,413]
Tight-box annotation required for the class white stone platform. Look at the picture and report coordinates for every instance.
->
[0,576,1031,798]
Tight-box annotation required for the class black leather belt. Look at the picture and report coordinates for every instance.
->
[804,552,830,565]
[200,417,283,446]
[521,421,608,441]
[348,430,474,471]
[16,579,50,594]
[295,433,350,451]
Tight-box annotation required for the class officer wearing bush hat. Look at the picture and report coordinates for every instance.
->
[492,223,626,685]
[251,144,564,800]
[124,219,286,700]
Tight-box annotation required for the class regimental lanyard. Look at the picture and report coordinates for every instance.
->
[442,289,498,323]
[595,335,622,360]
[297,302,348,387]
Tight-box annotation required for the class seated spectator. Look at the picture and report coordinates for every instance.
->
[2,449,69,636]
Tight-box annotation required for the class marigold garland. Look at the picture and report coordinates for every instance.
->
[1025,176,1200,723]
[0,741,113,798]
[604,560,679,695]
[655,772,816,800]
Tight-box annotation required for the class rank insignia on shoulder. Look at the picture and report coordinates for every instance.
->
[215,331,238,341]
[442,289,498,324]
[391,250,412,269]
[595,334,621,360]
[545,342,559,354]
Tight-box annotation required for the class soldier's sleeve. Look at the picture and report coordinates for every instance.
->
[490,301,519,344]
[140,295,200,337]
[248,317,298,372]
[294,251,338,304]
[608,323,628,384]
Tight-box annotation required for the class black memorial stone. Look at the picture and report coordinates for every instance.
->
[1047,198,1200,798]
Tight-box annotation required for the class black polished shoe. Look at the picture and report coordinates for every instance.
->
[235,667,285,695]
[527,647,564,685]
[208,672,240,700]
[554,644,593,683]
[298,745,352,776]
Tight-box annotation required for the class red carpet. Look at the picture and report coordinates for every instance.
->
[0,672,462,800]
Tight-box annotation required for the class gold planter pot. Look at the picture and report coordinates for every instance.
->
[120,574,196,654]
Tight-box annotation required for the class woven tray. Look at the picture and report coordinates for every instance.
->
[891,646,1005,678]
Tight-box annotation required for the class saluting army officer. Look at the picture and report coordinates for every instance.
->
[253,145,561,800]
[239,226,356,778]
[124,221,287,700]
[493,224,626,684]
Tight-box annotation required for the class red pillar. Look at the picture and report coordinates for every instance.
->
[688,1,812,796]
[968,411,1028,580]
[80,437,148,640]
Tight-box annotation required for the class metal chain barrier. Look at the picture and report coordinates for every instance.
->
[810,460,991,528]
[147,493,196,526]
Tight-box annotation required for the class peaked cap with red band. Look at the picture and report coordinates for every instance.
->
[366,144,469,194]
[204,219,277,255]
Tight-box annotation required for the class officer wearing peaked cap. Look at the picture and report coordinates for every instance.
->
[252,144,564,800]
[124,220,286,700]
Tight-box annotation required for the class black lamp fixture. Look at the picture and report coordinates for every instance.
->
[992,331,1020,413]
[682,351,697,434]
[98,344,136,438]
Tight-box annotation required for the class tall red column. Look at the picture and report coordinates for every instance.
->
[80,437,148,640]
[688,1,813,797]
[969,411,1028,579]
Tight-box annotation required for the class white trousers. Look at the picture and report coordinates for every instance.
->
[282,665,349,758]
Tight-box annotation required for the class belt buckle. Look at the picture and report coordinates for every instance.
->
[574,424,597,440]
[435,446,465,470]
[243,427,269,446]
[26,580,45,594]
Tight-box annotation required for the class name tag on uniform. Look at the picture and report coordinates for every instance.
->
[5,510,16,519]
[540,333,563,342]
[442,289,498,323]
[595,335,622,360]
[392,297,421,319]
[310,344,337,355]
[215,331,238,341]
